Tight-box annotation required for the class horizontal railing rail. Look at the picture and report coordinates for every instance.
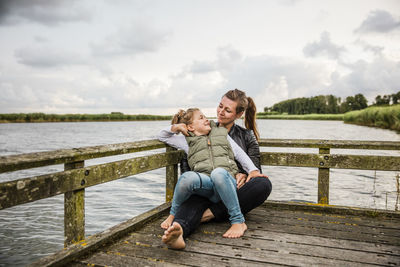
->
[258,138,400,150]
[0,140,166,174]
[258,138,400,205]
[0,150,183,210]
[1,138,399,248]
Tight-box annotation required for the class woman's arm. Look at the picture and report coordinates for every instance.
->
[245,131,262,171]
[157,125,189,154]
[228,135,258,174]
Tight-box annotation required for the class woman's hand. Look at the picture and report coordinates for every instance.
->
[246,170,269,183]
[171,123,189,136]
[235,173,247,189]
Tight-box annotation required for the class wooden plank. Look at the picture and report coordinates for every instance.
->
[0,151,183,210]
[259,138,400,150]
[0,139,166,173]
[263,200,400,219]
[104,235,272,267]
[141,218,400,257]
[122,231,377,266]
[3,138,399,174]
[318,148,330,204]
[64,161,85,247]
[76,251,186,267]
[29,203,170,267]
[244,214,400,245]
[187,225,400,266]
[166,147,178,202]
[261,152,400,171]
[249,207,400,230]
[246,211,400,238]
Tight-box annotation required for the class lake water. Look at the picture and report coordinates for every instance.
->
[0,120,399,266]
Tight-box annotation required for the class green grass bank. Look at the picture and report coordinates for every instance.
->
[0,113,172,123]
[343,105,400,132]
[256,113,344,120]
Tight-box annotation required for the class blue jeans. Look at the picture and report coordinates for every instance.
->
[170,167,244,224]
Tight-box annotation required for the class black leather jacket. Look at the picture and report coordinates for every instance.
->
[180,123,262,174]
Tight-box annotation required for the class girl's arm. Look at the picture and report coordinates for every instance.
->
[157,125,189,154]
[227,135,258,173]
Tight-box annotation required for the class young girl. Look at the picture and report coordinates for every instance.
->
[158,108,265,239]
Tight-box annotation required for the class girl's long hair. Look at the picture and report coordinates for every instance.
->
[223,89,259,140]
[171,108,199,125]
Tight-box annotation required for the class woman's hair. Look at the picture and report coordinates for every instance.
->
[223,89,259,140]
[171,108,200,125]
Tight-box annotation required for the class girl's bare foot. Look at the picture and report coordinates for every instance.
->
[161,215,174,229]
[222,222,247,238]
[200,208,215,223]
[162,222,186,249]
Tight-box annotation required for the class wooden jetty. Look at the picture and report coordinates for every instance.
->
[1,139,400,266]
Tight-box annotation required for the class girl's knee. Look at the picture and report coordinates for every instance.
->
[210,168,230,184]
[211,167,228,177]
[177,172,199,190]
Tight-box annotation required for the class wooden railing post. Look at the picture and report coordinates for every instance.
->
[64,161,85,247]
[166,146,178,202]
[318,148,330,204]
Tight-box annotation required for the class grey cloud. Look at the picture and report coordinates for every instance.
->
[15,46,86,68]
[0,0,91,26]
[303,31,346,60]
[355,10,400,34]
[188,46,242,74]
[355,39,384,56]
[329,56,400,100]
[188,61,216,74]
[90,22,171,57]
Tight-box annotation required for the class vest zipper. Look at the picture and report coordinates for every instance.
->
[207,136,215,170]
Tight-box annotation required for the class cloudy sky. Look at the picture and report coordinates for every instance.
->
[0,0,399,116]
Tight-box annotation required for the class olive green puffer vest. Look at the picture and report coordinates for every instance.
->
[185,121,238,177]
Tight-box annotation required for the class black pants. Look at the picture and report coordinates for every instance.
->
[173,177,272,238]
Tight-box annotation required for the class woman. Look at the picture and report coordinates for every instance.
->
[162,89,272,249]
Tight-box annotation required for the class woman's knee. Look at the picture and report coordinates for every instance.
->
[252,177,272,198]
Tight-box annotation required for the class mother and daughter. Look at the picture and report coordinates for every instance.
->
[157,89,272,249]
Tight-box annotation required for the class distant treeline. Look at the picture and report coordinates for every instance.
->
[0,112,172,123]
[265,91,400,115]
[344,105,400,132]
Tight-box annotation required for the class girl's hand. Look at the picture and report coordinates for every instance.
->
[246,170,269,183]
[235,173,247,189]
[171,123,189,136]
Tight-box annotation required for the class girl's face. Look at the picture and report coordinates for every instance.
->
[217,96,242,126]
[187,110,211,136]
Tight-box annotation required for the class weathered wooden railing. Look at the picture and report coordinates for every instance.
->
[1,139,400,248]
[0,140,182,246]
[259,139,400,204]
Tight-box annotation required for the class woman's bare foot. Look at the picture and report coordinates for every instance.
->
[222,222,247,238]
[162,222,186,249]
[161,215,175,229]
[200,208,215,223]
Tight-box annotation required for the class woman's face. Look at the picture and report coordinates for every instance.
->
[217,96,241,126]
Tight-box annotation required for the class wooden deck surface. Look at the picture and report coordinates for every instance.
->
[59,202,400,267]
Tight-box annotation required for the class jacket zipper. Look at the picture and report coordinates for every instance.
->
[207,136,215,169]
